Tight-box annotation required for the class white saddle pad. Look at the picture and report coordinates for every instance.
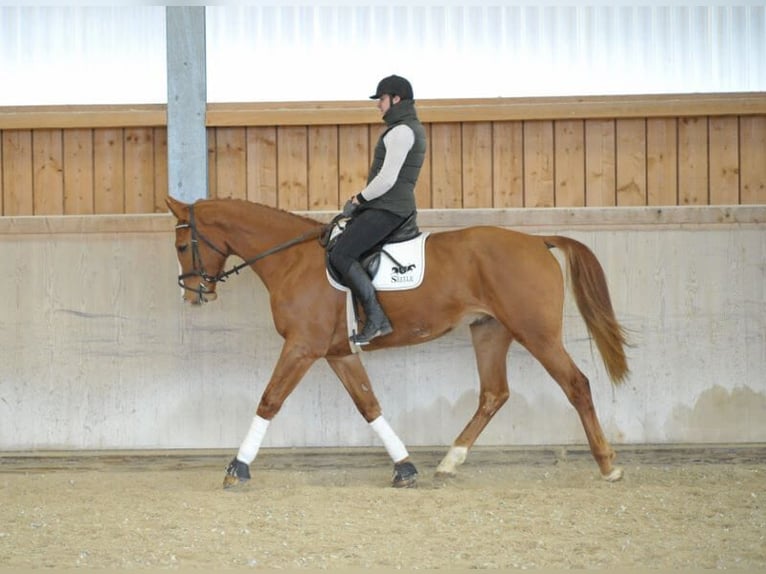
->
[326,232,430,292]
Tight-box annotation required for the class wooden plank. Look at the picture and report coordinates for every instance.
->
[63,129,94,215]
[32,129,64,215]
[206,128,217,199]
[615,119,647,206]
[2,130,34,216]
[93,128,125,214]
[204,93,766,127]
[0,104,166,130]
[430,123,462,208]
[307,125,339,211]
[213,127,247,201]
[246,126,278,207]
[124,128,156,214]
[523,120,554,208]
[1,95,764,132]
[646,118,678,206]
[740,116,766,205]
[462,122,493,208]
[2,206,764,236]
[585,120,616,206]
[492,121,523,208]
[708,117,739,205]
[153,127,168,214]
[554,120,585,207]
[338,125,369,206]
[678,117,709,206]
[0,132,3,214]
[415,123,432,209]
[277,126,308,211]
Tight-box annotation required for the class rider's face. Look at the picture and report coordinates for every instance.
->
[377,94,400,115]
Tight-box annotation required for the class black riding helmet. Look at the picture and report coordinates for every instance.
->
[370,75,414,100]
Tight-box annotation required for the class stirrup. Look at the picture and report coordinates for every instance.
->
[350,320,393,346]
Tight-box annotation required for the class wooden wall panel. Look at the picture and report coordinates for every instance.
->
[0,133,3,214]
[523,121,554,208]
[708,117,739,205]
[1,97,764,216]
[277,126,308,211]
[124,128,156,213]
[430,123,462,208]
[214,127,247,201]
[415,123,432,209]
[646,118,678,206]
[63,129,94,214]
[152,127,168,213]
[2,130,33,215]
[678,117,709,206]
[338,125,369,205]
[554,120,585,207]
[308,126,339,210]
[585,120,616,207]
[740,116,766,205]
[93,129,124,214]
[32,129,64,215]
[461,122,492,208]
[616,119,647,206]
[246,126,277,207]
[206,129,217,199]
[492,121,523,208]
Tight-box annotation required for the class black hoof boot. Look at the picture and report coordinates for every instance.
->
[223,457,251,489]
[392,460,418,488]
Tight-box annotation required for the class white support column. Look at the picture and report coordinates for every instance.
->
[166,6,207,203]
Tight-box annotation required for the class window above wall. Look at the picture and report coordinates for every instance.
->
[2,3,764,106]
[0,6,166,106]
[205,2,766,102]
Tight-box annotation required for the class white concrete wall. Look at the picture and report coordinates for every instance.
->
[1,207,764,451]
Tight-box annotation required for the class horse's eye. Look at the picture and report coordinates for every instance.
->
[177,244,188,254]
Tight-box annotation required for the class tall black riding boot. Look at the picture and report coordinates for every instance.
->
[344,261,393,345]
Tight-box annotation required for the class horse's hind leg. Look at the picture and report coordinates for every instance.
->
[527,339,622,481]
[326,354,418,488]
[436,317,513,477]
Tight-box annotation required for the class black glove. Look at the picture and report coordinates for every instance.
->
[341,198,357,218]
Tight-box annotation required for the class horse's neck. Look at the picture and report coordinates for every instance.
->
[219,206,318,283]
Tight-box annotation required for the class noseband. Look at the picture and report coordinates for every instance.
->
[175,204,326,302]
[175,204,230,302]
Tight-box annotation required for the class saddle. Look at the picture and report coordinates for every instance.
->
[324,212,421,284]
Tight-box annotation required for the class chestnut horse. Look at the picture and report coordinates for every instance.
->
[167,196,629,488]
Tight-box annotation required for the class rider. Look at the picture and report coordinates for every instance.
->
[328,74,427,345]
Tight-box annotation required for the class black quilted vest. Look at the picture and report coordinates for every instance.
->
[366,100,426,217]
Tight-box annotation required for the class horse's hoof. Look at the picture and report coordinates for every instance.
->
[223,457,251,489]
[602,467,624,482]
[392,461,418,488]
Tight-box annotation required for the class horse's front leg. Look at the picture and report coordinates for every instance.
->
[223,342,318,489]
[326,354,418,488]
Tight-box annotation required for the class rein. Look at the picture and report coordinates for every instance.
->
[176,203,325,298]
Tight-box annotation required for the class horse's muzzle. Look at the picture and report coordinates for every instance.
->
[185,289,218,305]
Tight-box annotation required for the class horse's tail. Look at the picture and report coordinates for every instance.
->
[544,235,630,385]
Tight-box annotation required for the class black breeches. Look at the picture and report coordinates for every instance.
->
[328,208,405,277]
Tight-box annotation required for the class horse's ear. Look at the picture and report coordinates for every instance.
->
[166,196,188,219]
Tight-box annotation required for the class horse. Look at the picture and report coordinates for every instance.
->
[166,196,630,489]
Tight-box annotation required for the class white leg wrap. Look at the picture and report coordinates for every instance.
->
[436,446,468,475]
[369,416,409,463]
[236,415,270,465]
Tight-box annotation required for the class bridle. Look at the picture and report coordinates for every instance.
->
[175,203,325,302]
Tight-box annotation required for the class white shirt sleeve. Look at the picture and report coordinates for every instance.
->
[358,124,415,202]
